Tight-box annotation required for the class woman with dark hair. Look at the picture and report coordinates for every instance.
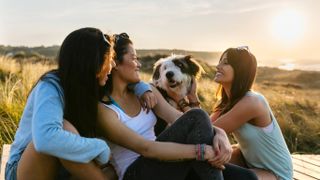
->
[210,47,293,180]
[5,28,155,180]
[96,33,237,180]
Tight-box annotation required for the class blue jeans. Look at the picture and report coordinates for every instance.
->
[5,161,18,180]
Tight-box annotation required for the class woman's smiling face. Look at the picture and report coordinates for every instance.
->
[214,52,234,86]
[116,44,141,83]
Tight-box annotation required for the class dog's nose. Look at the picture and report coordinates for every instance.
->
[166,71,174,79]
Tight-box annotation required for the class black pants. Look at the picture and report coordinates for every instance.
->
[123,109,258,180]
[223,163,258,180]
[124,109,222,180]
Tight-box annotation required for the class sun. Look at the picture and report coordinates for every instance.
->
[272,10,305,44]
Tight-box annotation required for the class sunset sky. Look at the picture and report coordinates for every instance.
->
[1,0,319,70]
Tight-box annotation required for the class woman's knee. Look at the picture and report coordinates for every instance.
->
[183,109,214,143]
[17,142,60,179]
[184,109,210,123]
[19,142,59,164]
[187,109,212,131]
[63,119,79,135]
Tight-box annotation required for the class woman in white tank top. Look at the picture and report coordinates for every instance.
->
[95,33,244,180]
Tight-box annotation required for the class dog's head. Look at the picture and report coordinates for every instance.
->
[152,55,205,98]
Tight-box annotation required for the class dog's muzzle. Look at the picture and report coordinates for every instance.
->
[165,71,181,88]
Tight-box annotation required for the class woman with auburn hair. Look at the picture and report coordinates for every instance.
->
[210,47,293,180]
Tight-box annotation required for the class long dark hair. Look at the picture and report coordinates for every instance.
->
[30,28,114,137]
[104,33,132,96]
[58,27,114,137]
[214,48,257,116]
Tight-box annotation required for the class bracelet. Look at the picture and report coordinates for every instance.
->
[201,144,205,161]
[195,144,206,161]
[177,98,189,110]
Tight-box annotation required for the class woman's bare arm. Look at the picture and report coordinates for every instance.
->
[213,95,266,133]
[97,103,214,161]
[150,86,183,124]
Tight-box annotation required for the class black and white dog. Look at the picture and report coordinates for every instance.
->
[152,55,205,135]
[152,54,205,108]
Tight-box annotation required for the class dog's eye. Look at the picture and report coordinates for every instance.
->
[177,63,183,68]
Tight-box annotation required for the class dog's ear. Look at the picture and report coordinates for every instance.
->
[184,56,205,79]
[152,63,161,81]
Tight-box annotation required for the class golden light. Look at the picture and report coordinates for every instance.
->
[272,10,305,44]
[279,63,296,71]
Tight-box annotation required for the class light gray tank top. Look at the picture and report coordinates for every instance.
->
[233,91,293,180]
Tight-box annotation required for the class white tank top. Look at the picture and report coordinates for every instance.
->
[103,103,157,180]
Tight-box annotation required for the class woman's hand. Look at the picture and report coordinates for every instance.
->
[166,77,199,107]
[204,145,215,160]
[205,145,226,170]
[187,77,199,103]
[208,127,232,168]
[139,91,158,113]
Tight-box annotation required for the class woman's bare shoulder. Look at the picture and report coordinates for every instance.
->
[236,92,266,112]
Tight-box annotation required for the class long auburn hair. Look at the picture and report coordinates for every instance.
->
[214,48,257,116]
